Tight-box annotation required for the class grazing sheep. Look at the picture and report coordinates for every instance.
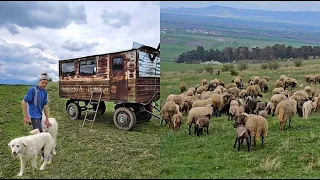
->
[314,74,320,84]
[235,106,245,119]
[291,91,309,102]
[305,75,314,84]
[195,117,209,136]
[302,100,313,120]
[270,94,287,116]
[246,85,261,99]
[236,113,268,150]
[296,100,306,117]
[192,99,212,108]
[202,79,208,86]
[180,84,186,93]
[258,110,267,118]
[283,77,298,90]
[252,76,260,85]
[166,94,183,111]
[312,102,317,112]
[161,101,180,128]
[266,102,274,115]
[181,100,192,115]
[228,87,241,97]
[213,88,222,94]
[186,105,214,135]
[279,75,287,81]
[225,83,237,90]
[172,113,183,132]
[194,84,200,90]
[245,100,259,114]
[258,79,268,93]
[186,89,194,96]
[275,100,296,131]
[233,123,250,152]
[275,80,284,88]
[239,90,248,99]
[237,99,246,107]
[210,93,231,117]
[304,86,312,97]
[228,105,238,121]
[263,76,270,82]
[230,100,240,107]
[234,77,243,89]
[208,79,220,91]
[254,102,268,114]
[272,87,284,95]
[196,86,207,95]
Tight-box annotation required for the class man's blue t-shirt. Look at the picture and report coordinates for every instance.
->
[24,86,48,119]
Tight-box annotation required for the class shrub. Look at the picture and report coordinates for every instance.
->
[260,63,268,69]
[230,69,239,76]
[268,61,279,70]
[237,62,248,71]
[222,64,234,72]
[180,69,186,74]
[195,68,204,74]
[294,59,303,67]
[204,65,214,74]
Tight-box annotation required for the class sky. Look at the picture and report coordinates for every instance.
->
[0,1,160,84]
[161,1,320,12]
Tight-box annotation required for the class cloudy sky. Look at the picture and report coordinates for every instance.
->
[0,1,160,84]
[161,1,320,11]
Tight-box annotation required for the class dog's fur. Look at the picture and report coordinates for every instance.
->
[30,113,58,154]
[8,132,56,176]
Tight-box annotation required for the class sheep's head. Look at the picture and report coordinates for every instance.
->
[236,113,248,125]
[223,94,231,104]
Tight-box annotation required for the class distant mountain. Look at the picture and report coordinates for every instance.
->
[161,5,320,26]
[0,79,38,85]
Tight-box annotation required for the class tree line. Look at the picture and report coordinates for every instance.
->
[176,44,320,63]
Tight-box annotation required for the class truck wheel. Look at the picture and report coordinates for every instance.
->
[113,107,136,131]
[67,102,81,120]
[135,104,152,122]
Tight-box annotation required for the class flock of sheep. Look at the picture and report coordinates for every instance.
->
[160,74,320,151]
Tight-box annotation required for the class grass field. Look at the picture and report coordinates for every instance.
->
[0,83,160,178]
[160,60,320,178]
[161,32,320,61]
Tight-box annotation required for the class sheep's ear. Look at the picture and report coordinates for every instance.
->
[8,141,13,148]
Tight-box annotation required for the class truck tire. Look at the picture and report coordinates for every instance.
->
[113,107,136,131]
[67,102,81,120]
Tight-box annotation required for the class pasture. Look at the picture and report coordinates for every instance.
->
[0,83,160,178]
[160,60,320,178]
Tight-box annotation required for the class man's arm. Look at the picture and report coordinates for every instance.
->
[21,100,30,124]
[43,104,51,127]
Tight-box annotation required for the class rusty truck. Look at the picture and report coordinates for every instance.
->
[58,43,160,131]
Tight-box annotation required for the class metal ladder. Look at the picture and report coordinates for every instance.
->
[82,91,103,129]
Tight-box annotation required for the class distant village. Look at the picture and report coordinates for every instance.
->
[161,27,219,35]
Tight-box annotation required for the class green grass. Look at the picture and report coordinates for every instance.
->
[160,60,320,178]
[0,83,160,178]
[161,32,320,61]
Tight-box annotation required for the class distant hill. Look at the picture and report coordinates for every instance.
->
[0,79,38,85]
[161,5,320,26]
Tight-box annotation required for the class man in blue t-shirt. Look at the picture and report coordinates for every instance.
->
[22,73,51,131]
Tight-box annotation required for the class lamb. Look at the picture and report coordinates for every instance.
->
[181,100,192,115]
[275,80,284,88]
[258,79,268,93]
[230,100,240,107]
[258,110,267,118]
[254,102,268,114]
[274,100,296,131]
[236,113,268,150]
[296,100,307,117]
[302,100,313,120]
[195,117,209,136]
[180,84,186,93]
[272,87,284,95]
[228,105,238,121]
[270,94,287,116]
[233,123,250,152]
[186,105,214,135]
[304,86,312,97]
[172,113,183,132]
[244,99,259,114]
[263,76,270,82]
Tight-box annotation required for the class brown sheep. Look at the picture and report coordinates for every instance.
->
[195,117,209,136]
[210,93,231,117]
[314,74,320,84]
[272,87,284,95]
[258,110,267,118]
[253,76,260,85]
[228,87,241,97]
[225,83,237,90]
[263,76,270,82]
[258,79,268,93]
[305,75,314,84]
[186,105,213,135]
[283,77,298,90]
[270,94,287,116]
[202,79,208,86]
[196,86,207,95]
[233,123,250,151]
[275,100,296,131]
[275,80,284,88]
[279,75,287,81]
[236,113,268,150]
[172,113,183,132]
[161,101,179,128]
[180,84,186,93]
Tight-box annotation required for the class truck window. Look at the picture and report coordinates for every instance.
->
[112,57,123,70]
[80,59,97,75]
[61,62,75,76]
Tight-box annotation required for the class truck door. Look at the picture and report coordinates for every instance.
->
[109,55,128,101]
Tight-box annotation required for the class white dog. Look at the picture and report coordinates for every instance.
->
[30,113,58,154]
[8,132,56,176]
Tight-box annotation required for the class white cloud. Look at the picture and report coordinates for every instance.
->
[0,1,160,84]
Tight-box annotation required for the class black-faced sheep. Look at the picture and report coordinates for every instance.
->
[236,113,268,150]
[195,117,209,136]
[275,100,296,131]
[302,100,313,120]
[233,123,250,152]
[244,100,259,114]
[172,113,183,132]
